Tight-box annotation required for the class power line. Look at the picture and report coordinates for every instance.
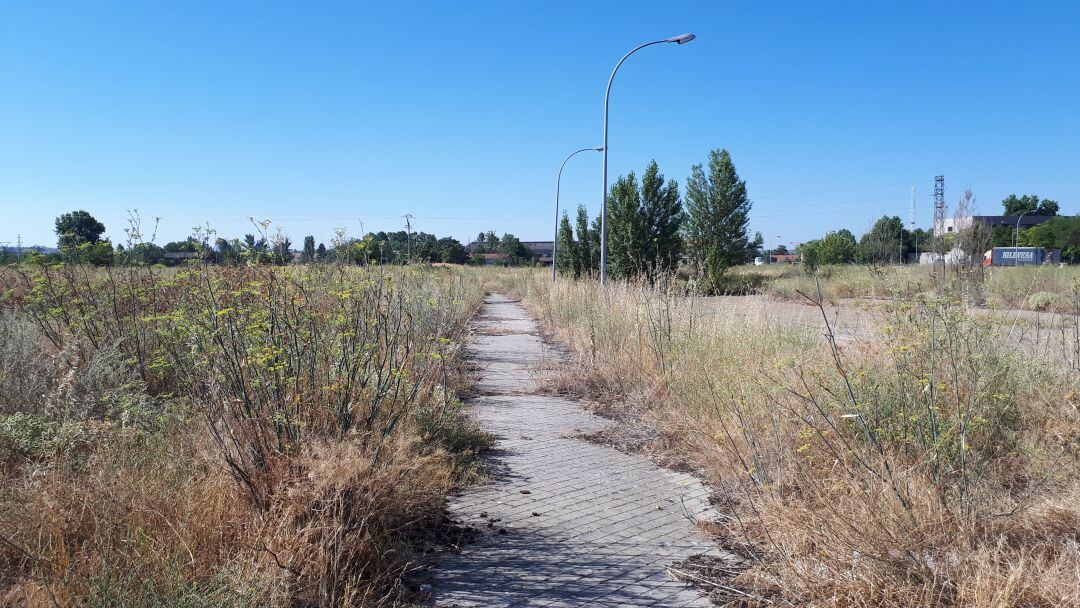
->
[112,213,552,221]
[751,180,921,201]
[753,195,919,210]
[754,206,913,219]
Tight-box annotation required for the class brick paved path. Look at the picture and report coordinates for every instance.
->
[432,294,715,607]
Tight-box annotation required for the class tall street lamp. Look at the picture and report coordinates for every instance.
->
[1014,211,1031,257]
[554,146,602,281]
[599,33,695,285]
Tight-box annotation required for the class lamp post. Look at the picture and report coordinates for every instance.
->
[554,146,602,281]
[1014,211,1030,258]
[599,33,695,285]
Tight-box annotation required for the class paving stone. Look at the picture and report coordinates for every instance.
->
[431,295,716,607]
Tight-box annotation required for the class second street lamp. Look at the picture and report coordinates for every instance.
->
[1014,211,1031,258]
[599,33,695,285]
[553,146,602,281]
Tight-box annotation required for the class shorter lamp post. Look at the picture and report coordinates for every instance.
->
[553,146,602,281]
[1014,211,1030,259]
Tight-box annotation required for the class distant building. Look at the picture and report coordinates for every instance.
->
[521,241,554,258]
[934,215,1054,236]
[918,248,970,266]
[465,240,555,266]
[770,253,802,264]
[162,251,200,262]
[474,253,509,266]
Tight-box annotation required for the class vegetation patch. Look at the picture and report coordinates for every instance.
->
[0,263,487,607]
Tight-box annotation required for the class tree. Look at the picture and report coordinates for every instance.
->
[574,205,594,276]
[496,233,532,266]
[857,216,908,264]
[748,231,765,260]
[685,149,752,288]
[1025,216,1080,263]
[408,232,439,263]
[316,243,327,260]
[301,236,316,263]
[638,160,683,279]
[128,242,164,265]
[773,244,789,255]
[556,212,576,275]
[55,210,106,251]
[435,237,468,263]
[797,240,821,272]
[605,171,645,279]
[78,241,115,266]
[818,229,857,264]
[589,213,602,274]
[165,238,200,253]
[271,234,292,266]
[214,238,241,264]
[909,227,933,257]
[955,223,992,270]
[1002,194,1059,217]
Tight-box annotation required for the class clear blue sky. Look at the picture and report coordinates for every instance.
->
[2,1,1077,250]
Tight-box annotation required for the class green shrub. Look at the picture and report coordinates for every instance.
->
[710,271,767,295]
[1027,291,1063,311]
[0,311,54,415]
[0,412,84,459]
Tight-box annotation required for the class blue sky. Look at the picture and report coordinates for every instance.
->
[1,1,1077,250]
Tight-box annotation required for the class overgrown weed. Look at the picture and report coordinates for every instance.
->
[0,262,486,606]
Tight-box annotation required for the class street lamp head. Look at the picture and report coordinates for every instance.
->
[668,33,696,45]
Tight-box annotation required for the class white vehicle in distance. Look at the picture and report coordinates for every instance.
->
[753,256,765,266]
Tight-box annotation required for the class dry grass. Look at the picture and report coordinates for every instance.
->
[498,269,1080,608]
[744,263,1080,314]
[0,263,491,607]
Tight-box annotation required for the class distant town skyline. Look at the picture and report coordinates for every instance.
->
[2,1,1077,249]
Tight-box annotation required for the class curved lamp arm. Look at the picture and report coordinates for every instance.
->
[554,146,602,281]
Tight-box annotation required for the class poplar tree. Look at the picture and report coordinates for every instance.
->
[302,235,316,263]
[639,160,682,280]
[556,211,576,275]
[575,205,594,275]
[685,149,752,288]
[605,172,645,280]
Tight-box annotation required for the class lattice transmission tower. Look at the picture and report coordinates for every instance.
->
[932,175,946,235]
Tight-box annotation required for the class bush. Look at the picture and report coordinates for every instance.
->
[0,311,54,415]
[710,271,767,295]
[1027,291,1064,311]
[0,412,61,459]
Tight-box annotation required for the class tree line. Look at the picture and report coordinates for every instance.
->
[556,148,761,290]
[797,191,1077,268]
[5,211,484,267]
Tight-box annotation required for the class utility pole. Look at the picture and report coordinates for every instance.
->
[910,186,917,263]
[403,214,413,263]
